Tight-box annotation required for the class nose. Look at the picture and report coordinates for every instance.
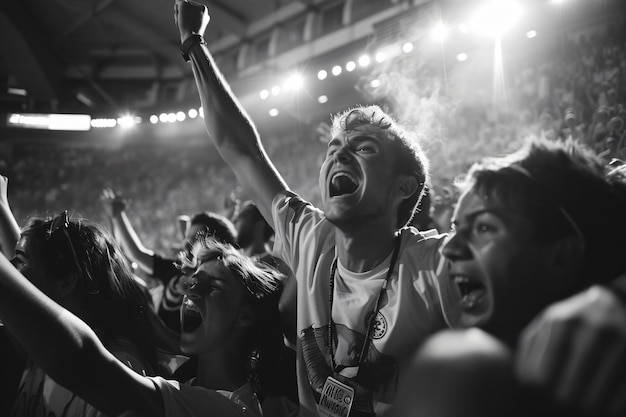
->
[334,143,353,163]
[442,230,471,261]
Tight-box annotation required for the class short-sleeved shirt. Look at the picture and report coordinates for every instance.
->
[150,378,262,417]
[272,191,458,417]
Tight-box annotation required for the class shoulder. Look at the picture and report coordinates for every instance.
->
[272,190,323,224]
[400,226,448,254]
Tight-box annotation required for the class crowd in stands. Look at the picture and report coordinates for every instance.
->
[2,22,625,256]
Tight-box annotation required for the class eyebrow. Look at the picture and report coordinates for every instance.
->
[452,208,506,227]
[327,134,380,148]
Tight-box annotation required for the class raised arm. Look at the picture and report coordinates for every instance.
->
[174,0,288,227]
[0,254,163,416]
[101,188,156,275]
[0,175,21,257]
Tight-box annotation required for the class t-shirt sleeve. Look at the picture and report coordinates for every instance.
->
[149,377,252,417]
[271,190,324,277]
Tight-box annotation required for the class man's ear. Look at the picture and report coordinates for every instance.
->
[396,175,420,201]
[236,305,256,328]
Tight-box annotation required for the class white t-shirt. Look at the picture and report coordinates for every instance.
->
[151,378,262,417]
[272,191,458,417]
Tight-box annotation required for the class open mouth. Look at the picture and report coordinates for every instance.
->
[329,172,359,197]
[181,297,203,332]
[453,275,487,310]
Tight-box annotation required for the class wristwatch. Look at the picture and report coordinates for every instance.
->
[180,34,205,62]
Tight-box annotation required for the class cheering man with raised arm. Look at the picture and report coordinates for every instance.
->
[173,2,458,416]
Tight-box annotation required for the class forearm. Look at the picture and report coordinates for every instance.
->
[0,255,161,415]
[0,255,122,408]
[112,211,155,275]
[188,42,261,161]
[0,203,20,257]
[187,42,288,224]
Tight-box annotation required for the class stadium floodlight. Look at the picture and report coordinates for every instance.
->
[346,61,356,72]
[167,113,177,123]
[471,0,522,35]
[318,70,328,80]
[370,79,381,88]
[188,108,198,119]
[271,85,281,96]
[318,95,328,104]
[268,108,279,117]
[8,113,91,130]
[176,111,186,122]
[150,115,159,124]
[331,65,342,76]
[283,73,304,92]
[375,52,387,63]
[457,52,468,61]
[117,115,136,129]
[159,113,168,123]
[259,89,270,100]
[526,30,537,39]
[402,43,414,53]
[358,55,370,67]
[431,22,448,42]
[91,118,117,129]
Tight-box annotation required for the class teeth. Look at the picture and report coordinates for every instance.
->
[452,275,486,310]
[331,172,357,183]
[183,297,199,312]
[460,291,484,309]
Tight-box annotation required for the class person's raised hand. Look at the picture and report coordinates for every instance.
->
[101,188,127,218]
[515,284,626,416]
[174,0,210,43]
[0,175,10,207]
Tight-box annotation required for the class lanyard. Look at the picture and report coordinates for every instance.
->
[327,235,402,372]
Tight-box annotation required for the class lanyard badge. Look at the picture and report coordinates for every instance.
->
[320,236,401,416]
[319,376,355,417]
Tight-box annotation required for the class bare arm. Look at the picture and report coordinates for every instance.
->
[175,0,288,228]
[101,189,155,275]
[0,254,164,416]
[0,176,21,257]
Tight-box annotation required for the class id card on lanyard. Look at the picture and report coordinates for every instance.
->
[320,236,401,417]
[318,376,355,417]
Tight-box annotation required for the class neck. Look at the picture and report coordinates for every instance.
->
[335,224,397,273]
[195,346,247,391]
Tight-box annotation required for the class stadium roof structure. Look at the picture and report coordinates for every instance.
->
[0,0,624,143]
